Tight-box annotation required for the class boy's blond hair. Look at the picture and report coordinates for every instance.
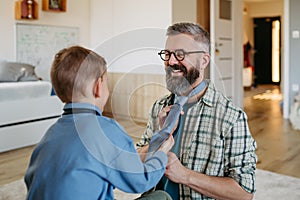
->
[51,46,107,103]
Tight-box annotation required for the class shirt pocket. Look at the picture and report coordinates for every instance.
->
[183,134,225,176]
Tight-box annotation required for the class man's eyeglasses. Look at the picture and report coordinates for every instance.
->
[158,49,206,61]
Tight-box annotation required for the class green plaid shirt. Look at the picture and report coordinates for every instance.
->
[137,81,257,199]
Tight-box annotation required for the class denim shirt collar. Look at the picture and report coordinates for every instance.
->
[63,102,102,116]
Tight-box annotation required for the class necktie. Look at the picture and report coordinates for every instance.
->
[146,81,207,159]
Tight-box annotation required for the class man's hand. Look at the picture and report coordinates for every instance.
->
[164,153,254,200]
[164,152,188,184]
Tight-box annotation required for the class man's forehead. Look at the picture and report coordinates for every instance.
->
[165,34,201,50]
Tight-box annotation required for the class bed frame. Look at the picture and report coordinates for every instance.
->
[0,96,63,152]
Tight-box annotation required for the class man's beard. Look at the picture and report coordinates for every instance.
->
[165,64,200,96]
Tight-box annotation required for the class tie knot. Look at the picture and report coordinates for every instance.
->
[174,96,188,106]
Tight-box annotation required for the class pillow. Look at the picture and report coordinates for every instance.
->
[0,61,40,82]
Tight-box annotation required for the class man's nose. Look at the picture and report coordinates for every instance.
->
[168,53,179,65]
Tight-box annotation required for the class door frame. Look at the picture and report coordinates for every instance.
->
[283,0,289,119]
[232,0,244,108]
[210,0,244,108]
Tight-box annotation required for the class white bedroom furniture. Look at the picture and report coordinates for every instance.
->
[0,81,63,153]
[0,61,63,152]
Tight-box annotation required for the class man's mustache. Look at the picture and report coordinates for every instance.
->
[166,64,187,74]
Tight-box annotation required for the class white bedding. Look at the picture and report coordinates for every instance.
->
[0,81,52,102]
[0,95,63,152]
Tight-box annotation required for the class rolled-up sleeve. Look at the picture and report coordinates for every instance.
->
[225,111,257,193]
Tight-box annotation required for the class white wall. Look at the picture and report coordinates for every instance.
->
[243,4,254,45]
[0,0,90,62]
[90,0,172,47]
[172,0,197,23]
[90,0,172,74]
[0,0,180,76]
[0,0,15,61]
[247,1,283,18]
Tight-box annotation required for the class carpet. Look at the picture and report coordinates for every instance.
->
[0,180,140,200]
[254,169,300,199]
[0,169,299,200]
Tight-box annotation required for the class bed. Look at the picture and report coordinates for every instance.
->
[0,61,63,152]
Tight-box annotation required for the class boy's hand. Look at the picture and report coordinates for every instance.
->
[158,106,172,129]
[158,106,184,132]
[137,145,149,163]
[159,135,174,154]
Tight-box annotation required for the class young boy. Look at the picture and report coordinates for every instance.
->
[24,46,174,200]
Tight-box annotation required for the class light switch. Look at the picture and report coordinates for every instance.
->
[292,30,300,39]
[292,84,299,92]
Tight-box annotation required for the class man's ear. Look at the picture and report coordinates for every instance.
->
[201,54,211,69]
[93,77,102,98]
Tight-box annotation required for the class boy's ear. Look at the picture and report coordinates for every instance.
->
[93,77,102,98]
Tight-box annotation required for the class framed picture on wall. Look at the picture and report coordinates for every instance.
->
[49,0,60,10]
[42,0,66,12]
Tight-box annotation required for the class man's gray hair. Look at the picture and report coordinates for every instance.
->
[167,22,210,53]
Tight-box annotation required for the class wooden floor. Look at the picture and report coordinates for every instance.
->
[1,84,300,186]
[243,85,300,178]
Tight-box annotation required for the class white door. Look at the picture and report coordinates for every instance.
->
[210,0,234,100]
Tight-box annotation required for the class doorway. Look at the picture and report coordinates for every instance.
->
[253,17,281,85]
[196,0,286,110]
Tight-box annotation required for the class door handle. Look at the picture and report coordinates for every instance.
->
[215,43,223,55]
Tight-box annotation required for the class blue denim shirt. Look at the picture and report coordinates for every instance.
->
[25,103,167,200]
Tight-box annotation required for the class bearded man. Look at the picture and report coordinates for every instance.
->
[136,22,257,200]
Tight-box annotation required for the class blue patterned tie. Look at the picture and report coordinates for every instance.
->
[146,81,207,158]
